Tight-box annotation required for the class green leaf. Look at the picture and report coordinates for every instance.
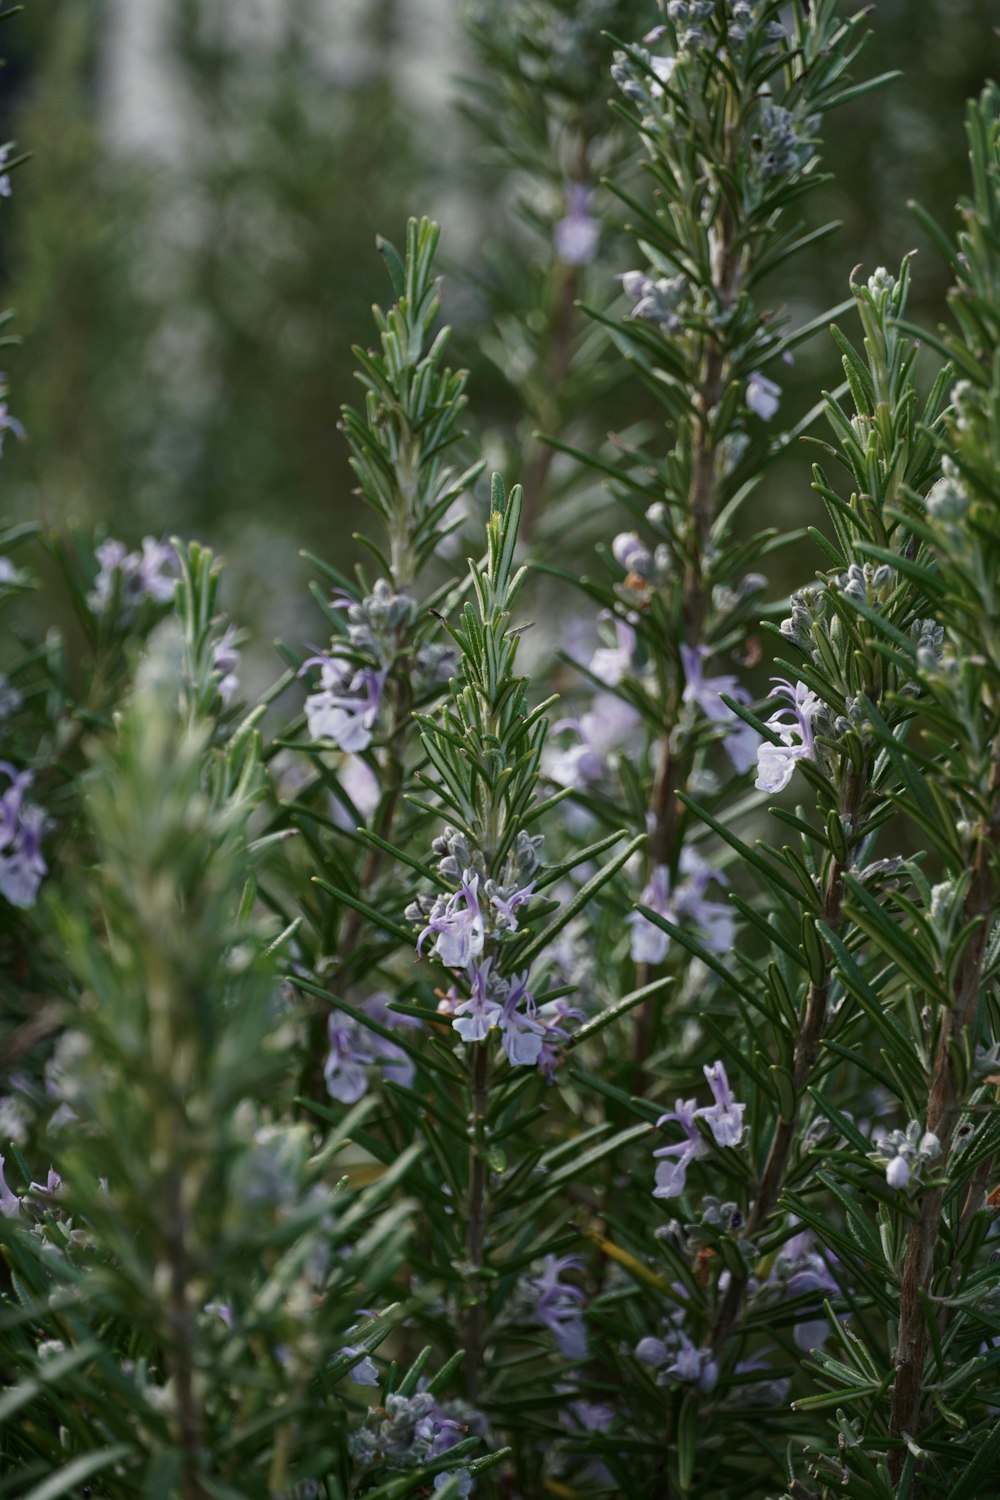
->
[22,1448,133,1500]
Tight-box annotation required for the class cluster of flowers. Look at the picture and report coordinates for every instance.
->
[636,1305,718,1394]
[653,1061,747,1198]
[407,828,578,1074]
[350,1388,486,1497]
[0,762,47,909]
[871,1120,941,1191]
[88,537,179,619]
[303,579,456,753]
[0,1155,61,1219]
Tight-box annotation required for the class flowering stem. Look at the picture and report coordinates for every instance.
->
[711,766,864,1356]
[888,745,1000,1480]
[464,1038,491,1402]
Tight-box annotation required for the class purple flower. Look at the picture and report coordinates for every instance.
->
[653,1098,708,1198]
[302,654,387,753]
[451,958,503,1044]
[330,754,381,829]
[528,1254,588,1360]
[636,1325,717,1391]
[324,1012,375,1104]
[212,625,241,704]
[612,531,653,576]
[418,872,486,970]
[547,693,640,790]
[487,880,534,934]
[88,536,178,616]
[0,763,47,909]
[0,1153,20,1217]
[746,371,781,420]
[0,400,25,453]
[754,678,821,793]
[653,1062,746,1198]
[498,974,546,1067]
[680,643,759,773]
[535,996,584,1082]
[589,616,637,687]
[554,185,599,265]
[629,849,733,964]
[699,1061,746,1147]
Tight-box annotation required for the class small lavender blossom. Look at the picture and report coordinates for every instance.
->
[636,1323,718,1392]
[212,625,241,704]
[589,615,637,686]
[451,958,503,1044]
[699,1061,746,1147]
[546,692,640,790]
[526,1254,588,1359]
[754,677,821,794]
[350,1390,474,1475]
[324,1012,376,1104]
[653,1097,708,1198]
[629,848,733,963]
[302,655,387,753]
[88,536,179,617]
[746,371,781,420]
[619,270,689,329]
[0,398,25,453]
[330,754,381,829]
[0,674,23,721]
[611,531,653,577]
[554,185,599,265]
[871,1120,941,1191]
[653,1061,746,1197]
[0,763,47,909]
[0,1153,20,1217]
[417,872,486,969]
[498,973,545,1066]
[680,643,759,772]
[535,996,583,1082]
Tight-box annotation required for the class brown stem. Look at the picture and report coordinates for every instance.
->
[711,767,863,1356]
[888,743,1000,1482]
[464,1039,491,1401]
[631,222,736,1080]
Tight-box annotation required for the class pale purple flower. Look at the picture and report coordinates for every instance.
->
[88,536,178,616]
[418,872,486,970]
[535,996,584,1082]
[612,531,653,575]
[653,1062,746,1197]
[212,625,241,704]
[546,693,640,790]
[746,371,781,421]
[342,1330,380,1387]
[528,1254,588,1360]
[699,1060,746,1147]
[498,974,546,1067]
[330,754,381,829]
[0,763,47,909]
[452,958,503,1044]
[0,400,25,453]
[590,616,637,687]
[302,654,387,754]
[0,1153,20,1217]
[554,185,599,266]
[324,1012,375,1104]
[653,1098,708,1198]
[754,677,821,793]
[629,849,733,963]
[636,1326,717,1392]
[680,643,759,773]
[324,998,419,1102]
[487,880,534,934]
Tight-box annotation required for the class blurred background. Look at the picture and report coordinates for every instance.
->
[0,0,997,662]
